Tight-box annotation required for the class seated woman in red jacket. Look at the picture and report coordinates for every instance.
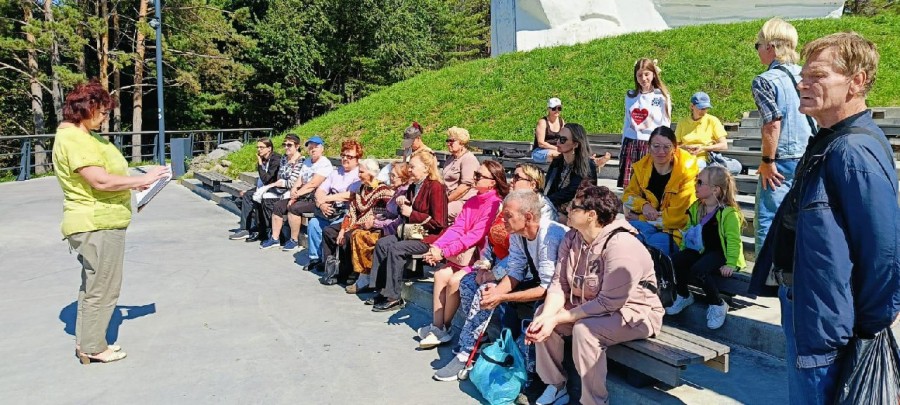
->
[418,160,510,349]
[367,149,449,312]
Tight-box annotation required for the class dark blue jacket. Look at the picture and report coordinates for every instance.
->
[749,110,900,367]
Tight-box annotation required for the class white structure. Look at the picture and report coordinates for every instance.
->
[491,0,844,56]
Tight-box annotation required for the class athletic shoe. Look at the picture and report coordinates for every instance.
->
[432,357,466,382]
[419,327,452,349]
[259,238,280,250]
[665,293,695,316]
[707,301,729,330]
[282,239,299,252]
[536,384,569,405]
[417,325,437,340]
[229,230,250,240]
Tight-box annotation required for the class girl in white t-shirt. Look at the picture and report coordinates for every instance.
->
[618,58,671,188]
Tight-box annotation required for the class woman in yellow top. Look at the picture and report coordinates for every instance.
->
[675,92,728,168]
[52,80,169,364]
[622,126,698,255]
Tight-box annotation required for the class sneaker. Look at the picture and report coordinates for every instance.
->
[259,238,280,250]
[665,293,695,316]
[282,239,299,252]
[417,324,437,340]
[536,384,569,405]
[707,301,729,330]
[229,230,250,240]
[432,357,467,382]
[419,327,452,349]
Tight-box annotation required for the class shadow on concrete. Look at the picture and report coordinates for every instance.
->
[59,301,157,344]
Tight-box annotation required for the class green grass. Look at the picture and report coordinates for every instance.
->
[228,15,900,176]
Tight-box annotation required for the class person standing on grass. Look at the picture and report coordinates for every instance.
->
[751,17,815,257]
[618,58,672,188]
[749,32,900,404]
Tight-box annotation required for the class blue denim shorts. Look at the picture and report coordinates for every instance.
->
[531,148,550,163]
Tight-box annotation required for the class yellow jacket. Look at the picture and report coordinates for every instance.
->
[622,148,698,245]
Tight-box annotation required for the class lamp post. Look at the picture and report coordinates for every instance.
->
[149,0,166,165]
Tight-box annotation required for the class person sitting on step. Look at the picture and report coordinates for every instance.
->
[622,125,698,256]
[665,165,745,330]
[528,184,663,405]
[418,160,509,349]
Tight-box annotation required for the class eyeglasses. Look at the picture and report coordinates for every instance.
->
[445,138,457,144]
[257,145,270,149]
[558,137,570,145]
[340,153,358,160]
[549,107,562,112]
[754,42,764,50]
[283,143,296,148]
[512,174,531,183]
[569,203,588,212]
[474,172,494,181]
[650,143,673,152]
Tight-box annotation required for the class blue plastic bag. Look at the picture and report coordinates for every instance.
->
[470,328,527,405]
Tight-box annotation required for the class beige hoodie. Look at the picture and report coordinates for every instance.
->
[548,219,664,335]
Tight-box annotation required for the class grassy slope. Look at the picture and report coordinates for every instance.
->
[229,15,900,175]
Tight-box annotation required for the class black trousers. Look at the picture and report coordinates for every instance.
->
[239,187,268,234]
[368,234,429,300]
[260,197,280,236]
[321,224,355,282]
[671,248,725,305]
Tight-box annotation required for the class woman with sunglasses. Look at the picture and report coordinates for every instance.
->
[443,126,480,223]
[544,123,597,223]
[346,163,412,294]
[526,184,663,405]
[419,160,509,349]
[531,97,565,163]
[622,126,698,255]
[53,80,170,364]
[512,163,559,222]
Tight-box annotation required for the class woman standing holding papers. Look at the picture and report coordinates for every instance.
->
[52,80,169,364]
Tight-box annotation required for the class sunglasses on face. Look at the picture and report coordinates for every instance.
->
[340,153,358,160]
[474,172,494,181]
[512,174,531,183]
[283,143,296,148]
[550,107,562,112]
[558,137,571,144]
[754,42,764,50]
[569,204,588,212]
[445,138,457,144]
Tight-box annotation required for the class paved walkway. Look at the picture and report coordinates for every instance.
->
[0,177,478,404]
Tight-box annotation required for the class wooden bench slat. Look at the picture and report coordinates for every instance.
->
[652,331,723,362]
[618,335,703,366]
[607,345,685,387]
[660,326,730,356]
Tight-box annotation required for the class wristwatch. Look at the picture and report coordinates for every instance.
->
[761,156,775,164]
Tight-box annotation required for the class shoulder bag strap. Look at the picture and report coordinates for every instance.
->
[773,65,819,135]
[521,235,539,281]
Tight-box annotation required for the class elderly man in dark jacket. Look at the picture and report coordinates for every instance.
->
[750,32,900,404]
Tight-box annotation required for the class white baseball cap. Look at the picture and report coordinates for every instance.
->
[547,98,562,109]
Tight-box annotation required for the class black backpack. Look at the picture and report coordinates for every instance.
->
[603,228,678,308]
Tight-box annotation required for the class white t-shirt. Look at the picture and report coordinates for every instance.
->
[622,89,671,141]
[299,157,334,186]
[525,238,539,267]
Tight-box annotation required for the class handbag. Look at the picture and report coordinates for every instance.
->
[397,221,426,240]
[682,207,718,252]
[832,328,900,404]
[470,328,528,405]
[707,152,743,175]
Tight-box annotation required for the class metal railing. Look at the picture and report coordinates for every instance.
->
[0,128,274,181]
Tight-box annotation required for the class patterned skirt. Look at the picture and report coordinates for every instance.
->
[350,229,381,274]
[617,137,650,188]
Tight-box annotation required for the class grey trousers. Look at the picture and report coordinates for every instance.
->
[67,229,126,354]
[368,234,428,300]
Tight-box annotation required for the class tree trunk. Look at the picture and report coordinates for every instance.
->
[44,0,63,125]
[111,2,121,133]
[97,0,110,132]
[75,0,86,73]
[24,0,47,174]
[132,0,148,162]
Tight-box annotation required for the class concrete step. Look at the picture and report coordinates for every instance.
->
[179,178,240,215]
[239,171,258,184]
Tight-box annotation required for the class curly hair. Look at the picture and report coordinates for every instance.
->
[575,184,622,226]
[341,139,364,159]
[62,79,117,123]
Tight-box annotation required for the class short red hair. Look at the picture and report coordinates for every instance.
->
[62,79,117,123]
[342,140,364,159]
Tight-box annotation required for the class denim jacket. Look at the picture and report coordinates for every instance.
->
[750,110,900,367]
[754,62,814,159]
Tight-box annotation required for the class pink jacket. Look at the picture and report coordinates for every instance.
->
[549,219,664,335]
[433,190,502,266]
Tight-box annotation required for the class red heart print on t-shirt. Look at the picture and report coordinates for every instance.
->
[631,108,649,125]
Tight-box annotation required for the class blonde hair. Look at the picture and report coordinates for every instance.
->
[447,126,471,146]
[703,165,745,226]
[757,18,800,64]
[410,149,443,183]
[516,163,546,192]
[802,32,879,97]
